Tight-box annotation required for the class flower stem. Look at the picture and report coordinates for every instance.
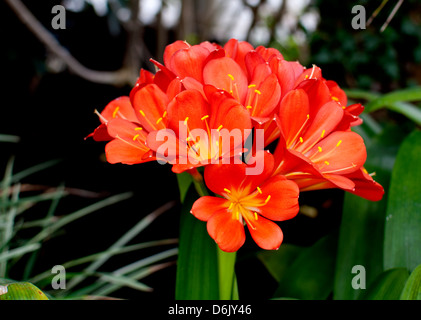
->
[188,168,209,197]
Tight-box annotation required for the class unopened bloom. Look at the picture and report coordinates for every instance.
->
[191,151,299,252]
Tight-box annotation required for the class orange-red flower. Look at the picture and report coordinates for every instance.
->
[191,151,299,252]
[273,78,384,200]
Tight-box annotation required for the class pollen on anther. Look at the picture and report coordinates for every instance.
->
[217,125,223,132]
[299,137,304,143]
[257,186,262,194]
[223,188,231,194]
[133,134,140,141]
[336,140,342,147]
[112,107,120,118]
[236,211,240,220]
[227,74,234,81]
[201,115,209,120]
[156,117,163,125]
[254,212,258,220]
[228,202,234,210]
[321,129,326,138]
[248,84,256,88]
[264,195,271,204]
[135,127,143,131]
[162,111,167,118]
[318,146,322,152]
[139,109,146,117]
[246,105,253,109]
[331,96,339,102]
[184,117,189,125]
[254,89,262,95]
[324,161,330,165]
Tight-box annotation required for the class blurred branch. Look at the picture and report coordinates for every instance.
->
[5,0,137,86]
[268,0,287,43]
[243,0,267,43]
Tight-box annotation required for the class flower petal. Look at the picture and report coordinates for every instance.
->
[191,196,228,221]
[255,175,300,221]
[100,96,138,123]
[207,209,246,252]
[247,215,283,250]
[278,89,310,147]
[131,84,169,132]
[168,45,210,82]
[203,57,248,104]
[311,131,367,175]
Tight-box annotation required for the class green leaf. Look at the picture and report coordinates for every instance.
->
[333,125,403,300]
[400,264,421,300]
[359,268,409,300]
[384,130,421,272]
[176,171,193,203]
[273,232,337,300]
[0,282,49,300]
[257,244,303,283]
[365,87,421,112]
[175,186,219,300]
[217,248,237,300]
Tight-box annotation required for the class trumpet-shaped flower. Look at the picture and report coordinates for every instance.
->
[191,151,299,252]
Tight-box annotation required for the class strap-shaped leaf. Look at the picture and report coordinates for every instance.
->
[400,264,421,300]
[0,282,48,300]
[175,187,219,299]
[384,130,421,272]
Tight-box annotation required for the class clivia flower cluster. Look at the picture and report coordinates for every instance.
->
[88,39,384,252]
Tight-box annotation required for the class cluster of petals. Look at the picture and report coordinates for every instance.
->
[88,38,384,252]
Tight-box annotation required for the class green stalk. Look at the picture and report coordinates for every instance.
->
[189,169,238,300]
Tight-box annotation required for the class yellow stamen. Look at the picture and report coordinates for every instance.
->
[321,129,326,138]
[228,203,234,210]
[331,96,339,102]
[318,146,322,152]
[363,168,368,174]
[236,211,240,220]
[112,107,120,118]
[299,137,304,143]
[133,134,140,141]
[324,161,330,165]
[264,195,271,204]
[162,111,167,118]
[228,74,234,81]
[217,125,223,132]
[184,117,189,125]
[135,127,143,131]
[254,89,261,95]
[256,187,262,194]
[156,117,163,125]
[201,115,209,120]
[224,188,231,194]
[336,140,342,147]
[254,212,258,220]
[246,105,253,109]
[139,109,146,117]
[248,84,256,88]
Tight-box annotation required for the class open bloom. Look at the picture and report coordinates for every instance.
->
[191,151,299,252]
[273,78,384,200]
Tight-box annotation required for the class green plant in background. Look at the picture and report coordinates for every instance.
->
[0,147,178,300]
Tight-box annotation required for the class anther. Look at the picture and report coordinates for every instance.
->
[248,84,256,88]
[133,134,140,141]
[299,137,304,143]
[257,187,262,194]
[139,109,146,117]
[224,188,231,194]
[201,115,209,120]
[217,125,223,132]
[324,161,330,165]
[318,146,322,152]
[254,212,258,220]
[135,127,143,131]
[156,117,163,125]
[184,117,189,125]
[336,140,342,147]
[321,129,326,138]
[228,74,234,81]
[254,89,262,95]
[112,107,120,118]
[264,195,271,204]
